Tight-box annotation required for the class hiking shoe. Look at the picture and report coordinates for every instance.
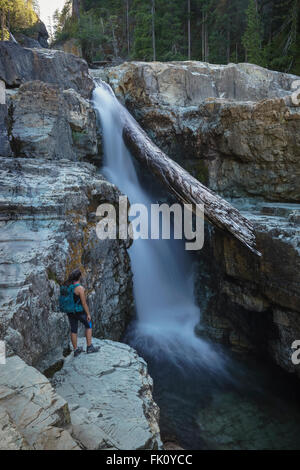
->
[74,347,83,357]
[87,344,100,354]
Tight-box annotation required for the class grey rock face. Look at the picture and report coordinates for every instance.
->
[101,61,300,202]
[14,21,49,49]
[0,355,79,450]
[103,61,298,106]
[0,42,94,98]
[7,81,99,163]
[0,104,11,157]
[0,157,133,370]
[0,406,31,450]
[53,338,162,450]
[195,201,300,378]
[14,34,43,49]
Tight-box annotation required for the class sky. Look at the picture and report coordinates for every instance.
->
[38,0,66,31]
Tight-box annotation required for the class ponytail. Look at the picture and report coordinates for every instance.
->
[66,268,82,286]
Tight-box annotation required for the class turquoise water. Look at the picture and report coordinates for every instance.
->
[127,338,300,450]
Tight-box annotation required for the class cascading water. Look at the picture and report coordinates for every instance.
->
[92,81,300,450]
[93,81,225,374]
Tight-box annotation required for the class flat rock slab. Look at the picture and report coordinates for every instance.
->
[53,338,162,450]
[0,355,79,450]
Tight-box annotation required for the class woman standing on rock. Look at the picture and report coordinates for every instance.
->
[60,268,99,357]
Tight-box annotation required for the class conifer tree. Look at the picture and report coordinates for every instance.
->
[242,0,266,65]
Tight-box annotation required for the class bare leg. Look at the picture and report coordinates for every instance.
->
[85,328,92,347]
[71,333,78,350]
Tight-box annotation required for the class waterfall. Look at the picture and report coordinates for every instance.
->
[93,82,226,374]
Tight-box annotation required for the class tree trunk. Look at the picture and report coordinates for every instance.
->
[72,0,81,20]
[122,116,260,256]
[151,0,156,61]
[202,10,205,60]
[187,0,191,59]
[227,28,230,63]
[205,12,209,61]
[111,21,119,58]
[126,0,130,56]
[1,8,5,41]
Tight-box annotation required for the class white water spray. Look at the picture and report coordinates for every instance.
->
[93,82,225,372]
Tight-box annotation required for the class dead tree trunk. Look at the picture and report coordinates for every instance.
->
[122,118,261,256]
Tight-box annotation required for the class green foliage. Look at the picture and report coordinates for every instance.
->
[52,0,74,42]
[131,0,152,60]
[0,0,39,39]
[242,0,266,66]
[76,10,107,62]
[52,0,300,75]
[268,0,300,73]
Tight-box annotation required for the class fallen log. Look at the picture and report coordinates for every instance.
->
[122,117,261,256]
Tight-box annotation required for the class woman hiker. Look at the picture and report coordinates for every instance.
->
[64,268,99,357]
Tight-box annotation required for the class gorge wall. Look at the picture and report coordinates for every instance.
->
[99,61,300,378]
[0,42,163,450]
[0,43,133,371]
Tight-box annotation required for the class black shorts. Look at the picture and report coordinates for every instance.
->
[67,312,92,334]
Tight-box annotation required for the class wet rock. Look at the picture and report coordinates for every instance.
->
[0,42,93,98]
[0,157,133,370]
[0,355,79,450]
[100,61,300,202]
[52,338,163,450]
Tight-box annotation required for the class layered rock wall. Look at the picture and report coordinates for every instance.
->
[0,47,133,371]
[102,61,300,202]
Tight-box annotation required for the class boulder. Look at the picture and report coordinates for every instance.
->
[0,157,133,371]
[98,61,300,202]
[14,33,42,49]
[7,81,99,163]
[0,355,79,450]
[52,338,162,450]
[29,20,49,48]
[0,42,94,98]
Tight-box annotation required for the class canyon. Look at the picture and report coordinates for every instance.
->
[0,42,299,449]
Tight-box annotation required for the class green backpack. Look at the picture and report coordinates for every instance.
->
[59,283,83,314]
